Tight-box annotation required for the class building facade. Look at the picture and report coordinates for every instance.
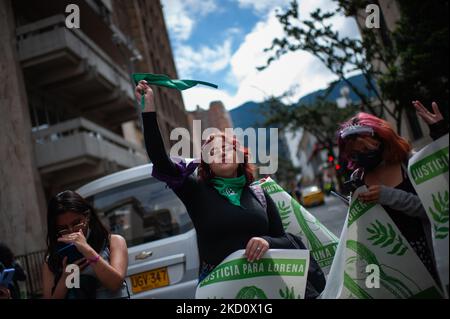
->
[188,101,234,157]
[0,0,189,255]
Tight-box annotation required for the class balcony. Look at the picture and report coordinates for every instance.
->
[33,118,147,189]
[16,15,137,127]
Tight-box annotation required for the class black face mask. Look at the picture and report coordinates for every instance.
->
[352,145,384,171]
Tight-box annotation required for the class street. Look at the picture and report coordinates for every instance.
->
[305,194,349,238]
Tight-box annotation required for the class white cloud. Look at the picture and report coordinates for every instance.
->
[161,0,218,41]
[224,27,242,37]
[175,39,233,77]
[182,87,235,111]
[235,0,292,14]
[180,0,361,111]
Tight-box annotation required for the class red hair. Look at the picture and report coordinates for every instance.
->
[338,112,412,169]
[198,132,255,184]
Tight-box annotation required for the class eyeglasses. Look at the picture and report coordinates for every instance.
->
[57,219,89,237]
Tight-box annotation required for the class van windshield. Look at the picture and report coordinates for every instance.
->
[86,178,193,247]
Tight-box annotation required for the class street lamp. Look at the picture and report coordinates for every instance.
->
[336,86,351,109]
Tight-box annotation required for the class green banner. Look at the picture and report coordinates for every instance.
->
[348,200,375,227]
[195,250,310,299]
[321,187,443,299]
[261,180,285,195]
[200,258,307,287]
[407,134,449,298]
[256,177,339,275]
[312,243,338,268]
[409,147,449,185]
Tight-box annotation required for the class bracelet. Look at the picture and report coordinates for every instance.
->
[88,254,100,265]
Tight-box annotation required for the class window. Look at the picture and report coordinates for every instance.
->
[87,178,193,247]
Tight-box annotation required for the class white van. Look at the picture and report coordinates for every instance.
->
[77,163,199,299]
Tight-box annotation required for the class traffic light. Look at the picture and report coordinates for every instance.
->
[328,155,334,163]
[335,163,341,171]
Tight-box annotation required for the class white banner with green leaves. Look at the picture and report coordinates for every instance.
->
[254,177,339,275]
[195,249,310,299]
[407,133,449,297]
[321,189,443,299]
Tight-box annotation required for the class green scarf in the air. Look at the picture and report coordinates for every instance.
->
[132,73,218,110]
[211,174,247,207]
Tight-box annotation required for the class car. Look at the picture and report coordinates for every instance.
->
[76,162,199,299]
[300,186,325,207]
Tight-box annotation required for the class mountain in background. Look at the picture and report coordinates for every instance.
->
[228,73,375,175]
[229,73,375,128]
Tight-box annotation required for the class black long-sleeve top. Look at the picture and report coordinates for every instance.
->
[142,112,293,269]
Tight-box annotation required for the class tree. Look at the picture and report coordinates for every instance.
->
[377,0,449,123]
[260,0,449,133]
[262,96,358,190]
[259,1,394,119]
[263,97,358,152]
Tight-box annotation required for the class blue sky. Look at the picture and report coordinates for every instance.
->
[161,0,360,111]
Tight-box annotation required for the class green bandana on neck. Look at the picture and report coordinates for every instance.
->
[211,175,247,207]
[132,73,218,110]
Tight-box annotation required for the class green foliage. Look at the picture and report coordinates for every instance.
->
[263,97,358,146]
[261,0,449,134]
[379,0,449,121]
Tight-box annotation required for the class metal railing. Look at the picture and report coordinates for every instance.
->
[16,14,133,99]
[33,117,146,157]
[32,117,148,172]
[15,250,47,299]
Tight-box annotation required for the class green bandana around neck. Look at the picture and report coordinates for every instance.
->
[132,73,218,110]
[211,174,247,207]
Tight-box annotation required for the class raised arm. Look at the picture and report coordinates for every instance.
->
[136,80,181,177]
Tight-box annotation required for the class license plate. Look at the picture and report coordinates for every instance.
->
[130,267,170,294]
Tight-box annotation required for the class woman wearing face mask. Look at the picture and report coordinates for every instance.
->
[135,81,307,287]
[337,101,448,283]
[42,191,129,299]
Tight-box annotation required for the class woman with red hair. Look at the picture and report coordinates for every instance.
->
[337,101,448,283]
[135,81,296,284]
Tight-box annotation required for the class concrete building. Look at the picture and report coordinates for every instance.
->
[189,101,233,131]
[208,101,234,132]
[292,129,327,186]
[0,0,189,255]
[188,101,234,157]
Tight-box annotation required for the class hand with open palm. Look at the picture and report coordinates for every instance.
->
[412,100,444,125]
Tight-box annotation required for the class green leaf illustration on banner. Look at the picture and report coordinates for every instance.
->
[276,201,291,230]
[292,199,323,250]
[279,286,301,299]
[235,286,268,299]
[429,191,449,239]
[345,240,424,299]
[366,220,408,256]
